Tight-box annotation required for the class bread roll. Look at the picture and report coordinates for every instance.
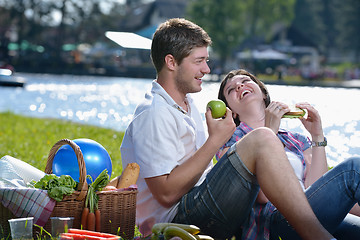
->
[117,163,140,189]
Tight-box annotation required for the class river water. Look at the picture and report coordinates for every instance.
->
[1,73,359,167]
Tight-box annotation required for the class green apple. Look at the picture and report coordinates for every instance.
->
[207,100,227,118]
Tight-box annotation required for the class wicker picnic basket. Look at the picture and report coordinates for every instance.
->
[0,139,137,240]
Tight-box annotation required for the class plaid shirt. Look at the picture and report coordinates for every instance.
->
[216,122,311,240]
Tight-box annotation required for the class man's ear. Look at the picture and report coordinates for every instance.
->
[164,54,176,71]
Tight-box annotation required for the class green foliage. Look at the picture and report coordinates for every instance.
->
[0,111,124,177]
[332,0,360,54]
[0,112,140,239]
[186,0,296,65]
[86,169,110,212]
[287,0,360,60]
[186,0,245,63]
[292,0,331,52]
[329,62,359,76]
[30,174,77,201]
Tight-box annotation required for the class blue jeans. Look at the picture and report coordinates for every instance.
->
[172,144,260,239]
[270,157,360,240]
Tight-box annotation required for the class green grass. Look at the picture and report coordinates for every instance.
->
[0,111,125,177]
[0,111,139,239]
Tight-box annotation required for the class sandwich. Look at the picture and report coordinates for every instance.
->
[282,106,306,118]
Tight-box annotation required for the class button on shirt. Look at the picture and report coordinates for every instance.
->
[120,80,211,235]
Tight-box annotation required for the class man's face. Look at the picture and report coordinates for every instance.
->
[174,46,210,95]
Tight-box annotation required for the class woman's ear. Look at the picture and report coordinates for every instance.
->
[233,112,240,125]
[264,95,271,107]
[232,112,238,119]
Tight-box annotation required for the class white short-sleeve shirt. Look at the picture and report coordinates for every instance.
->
[120,81,211,234]
[286,150,306,190]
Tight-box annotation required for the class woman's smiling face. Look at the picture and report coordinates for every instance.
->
[223,74,264,113]
[218,69,271,125]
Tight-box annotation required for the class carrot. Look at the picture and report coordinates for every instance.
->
[78,234,103,240]
[60,232,112,240]
[95,209,101,232]
[60,233,86,240]
[117,163,140,189]
[68,229,120,239]
[87,212,96,231]
[81,207,89,230]
[59,233,74,240]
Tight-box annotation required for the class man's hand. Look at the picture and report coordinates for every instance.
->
[205,107,236,148]
[145,107,235,208]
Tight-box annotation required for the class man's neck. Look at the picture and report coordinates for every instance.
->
[156,76,187,109]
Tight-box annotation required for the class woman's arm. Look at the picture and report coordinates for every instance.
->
[217,147,229,159]
[303,146,328,188]
[297,103,328,188]
[256,189,269,204]
[350,204,360,217]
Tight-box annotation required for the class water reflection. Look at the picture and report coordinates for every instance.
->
[3,73,151,130]
[0,73,359,166]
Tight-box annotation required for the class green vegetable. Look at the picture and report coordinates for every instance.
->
[85,169,110,213]
[32,174,77,201]
[31,169,109,203]
[92,169,110,191]
[86,184,97,213]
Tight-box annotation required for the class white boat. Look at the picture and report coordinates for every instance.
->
[0,68,25,87]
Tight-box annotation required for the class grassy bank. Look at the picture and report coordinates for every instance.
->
[0,112,144,238]
[0,112,125,176]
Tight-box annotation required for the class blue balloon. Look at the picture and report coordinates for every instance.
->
[52,139,112,184]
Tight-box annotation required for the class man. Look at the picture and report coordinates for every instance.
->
[120,18,335,240]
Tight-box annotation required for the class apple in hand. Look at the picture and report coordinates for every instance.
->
[207,100,227,118]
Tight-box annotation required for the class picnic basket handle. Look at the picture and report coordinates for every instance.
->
[45,138,88,200]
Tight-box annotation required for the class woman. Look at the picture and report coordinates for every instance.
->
[216,69,360,240]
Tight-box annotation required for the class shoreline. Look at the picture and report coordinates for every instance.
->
[202,74,360,89]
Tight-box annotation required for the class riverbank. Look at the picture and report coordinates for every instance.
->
[203,73,360,89]
[0,112,125,176]
[1,73,359,166]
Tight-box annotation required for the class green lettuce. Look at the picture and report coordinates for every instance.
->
[32,174,77,201]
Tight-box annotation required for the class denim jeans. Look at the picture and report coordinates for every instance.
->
[270,157,360,240]
[172,144,260,239]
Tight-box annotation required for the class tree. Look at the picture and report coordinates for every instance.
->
[291,0,360,63]
[186,0,296,71]
[0,0,126,71]
[332,0,360,62]
[291,0,335,54]
[319,0,337,56]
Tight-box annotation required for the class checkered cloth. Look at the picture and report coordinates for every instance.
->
[0,156,55,227]
[0,187,56,227]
